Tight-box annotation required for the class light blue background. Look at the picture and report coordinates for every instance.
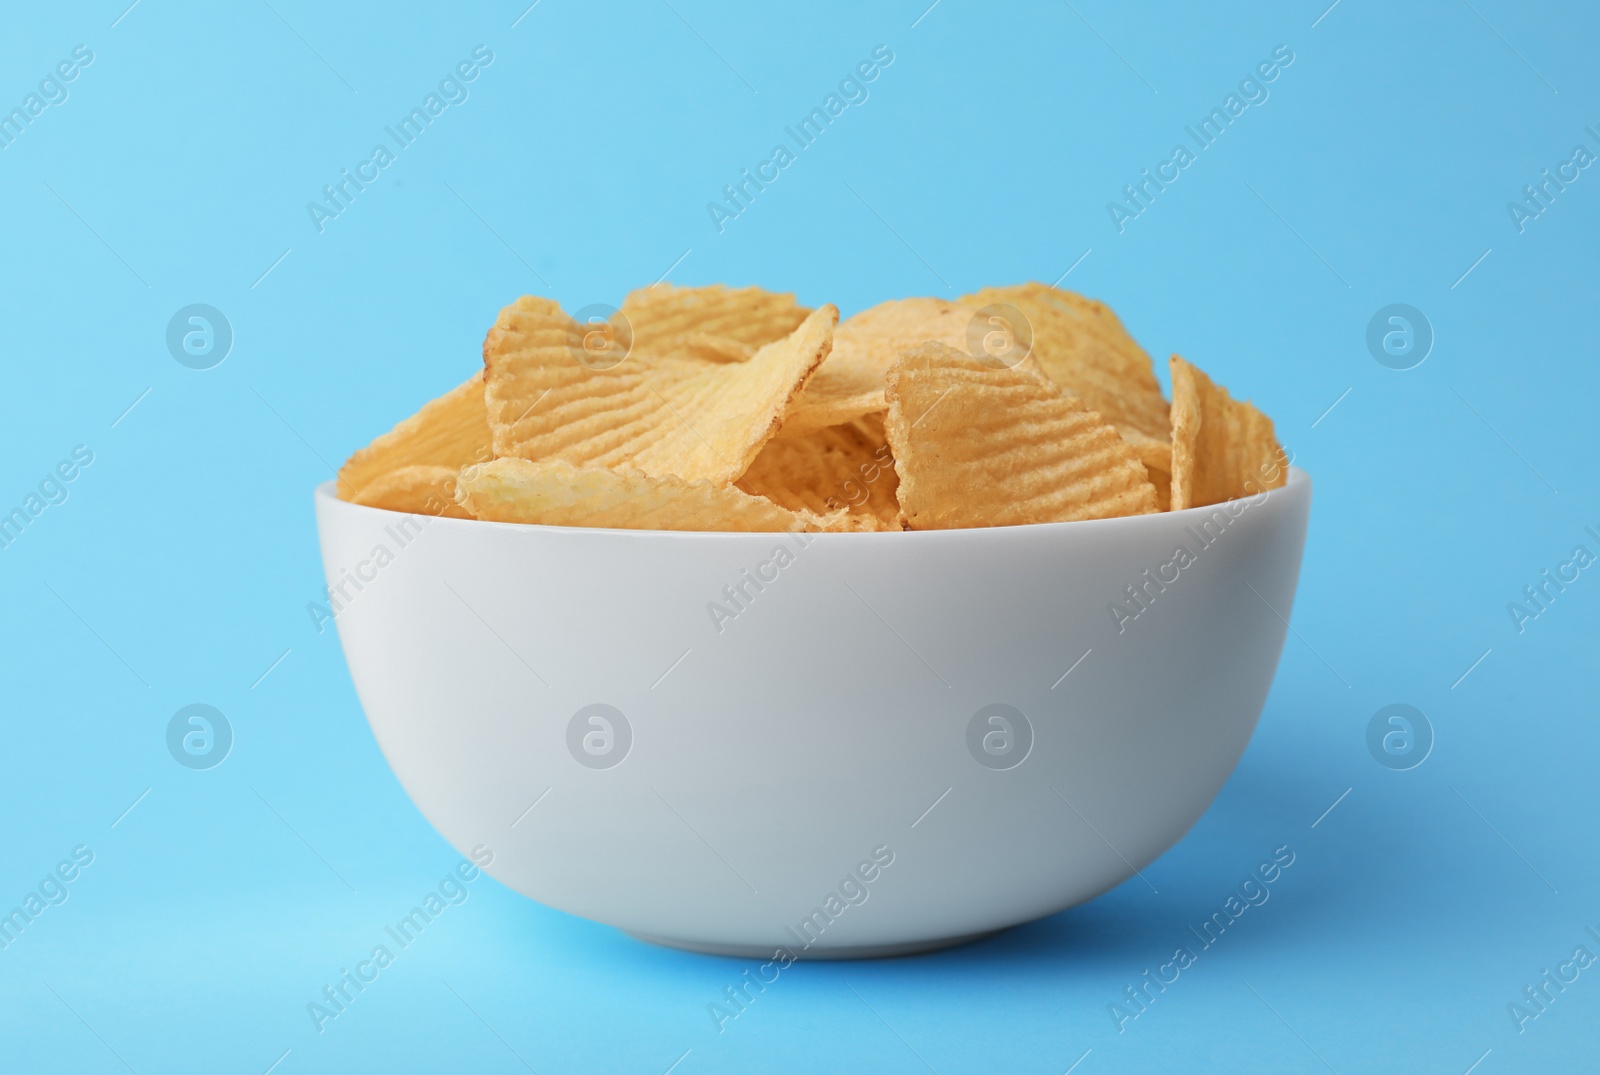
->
[2,1,1597,1071]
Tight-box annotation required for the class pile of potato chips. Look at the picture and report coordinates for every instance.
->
[336,283,1287,532]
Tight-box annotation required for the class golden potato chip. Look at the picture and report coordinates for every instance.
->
[337,373,492,501]
[351,465,472,518]
[739,414,899,529]
[456,457,852,532]
[781,297,971,437]
[1130,437,1171,475]
[484,299,837,485]
[1146,464,1172,513]
[884,342,1158,529]
[1136,440,1172,512]
[958,283,1170,450]
[619,283,810,358]
[670,334,757,364]
[1169,355,1286,510]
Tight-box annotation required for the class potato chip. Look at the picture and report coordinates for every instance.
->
[1146,463,1172,513]
[884,342,1158,529]
[456,457,853,532]
[739,414,899,529]
[781,297,971,437]
[1168,355,1286,510]
[337,373,492,501]
[1136,440,1172,512]
[958,283,1170,449]
[619,283,810,359]
[344,274,1289,536]
[351,464,472,518]
[484,299,837,485]
[670,334,757,364]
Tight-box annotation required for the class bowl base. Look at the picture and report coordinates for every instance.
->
[623,928,1005,961]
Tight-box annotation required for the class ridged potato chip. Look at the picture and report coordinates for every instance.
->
[885,342,1158,529]
[457,457,851,532]
[1169,355,1286,510]
[958,283,1170,453]
[781,297,971,437]
[351,464,472,518]
[1133,436,1174,513]
[1147,465,1172,513]
[740,414,898,529]
[484,299,837,485]
[620,283,810,359]
[342,276,1285,536]
[337,372,492,501]
[666,334,756,364]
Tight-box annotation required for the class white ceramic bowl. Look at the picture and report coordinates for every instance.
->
[315,469,1310,958]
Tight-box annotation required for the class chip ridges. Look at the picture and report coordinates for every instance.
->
[484,298,838,485]
[885,342,1159,529]
[456,457,848,532]
[335,281,1281,532]
[1169,355,1287,510]
[619,283,810,358]
[782,296,971,437]
[740,414,900,530]
[336,372,493,502]
[958,282,1171,451]
[351,464,472,518]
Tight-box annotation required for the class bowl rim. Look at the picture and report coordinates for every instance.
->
[315,466,1309,542]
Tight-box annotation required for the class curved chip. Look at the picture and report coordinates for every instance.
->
[337,372,492,501]
[884,342,1158,529]
[740,414,899,529]
[958,283,1171,451]
[781,297,971,437]
[456,457,852,532]
[351,464,473,518]
[619,283,810,359]
[483,299,837,485]
[1132,437,1173,512]
[1169,355,1286,510]
[669,333,758,364]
